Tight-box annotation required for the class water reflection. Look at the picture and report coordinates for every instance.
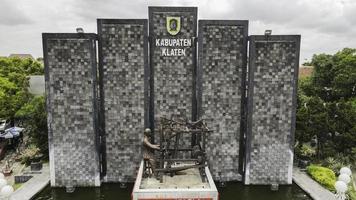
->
[33,182,311,200]
[219,182,311,200]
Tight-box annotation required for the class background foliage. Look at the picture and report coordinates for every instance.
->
[296,48,356,168]
[0,58,43,121]
[296,49,355,199]
[0,57,47,157]
[15,96,48,155]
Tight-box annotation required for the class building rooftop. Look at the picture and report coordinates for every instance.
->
[8,54,34,59]
[299,65,314,78]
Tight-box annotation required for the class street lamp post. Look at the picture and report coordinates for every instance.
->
[0,173,14,200]
[335,167,353,200]
[0,185,14,199]
[335,180,348,200]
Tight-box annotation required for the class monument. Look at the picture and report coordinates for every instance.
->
[133,118,219,200]
[42,6,300,193]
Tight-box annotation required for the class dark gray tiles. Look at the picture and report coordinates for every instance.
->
[43,33,100,187]
[197,21,248,182]
[245,35,300,184]
[149,8,197,147]
[98,20,148,182]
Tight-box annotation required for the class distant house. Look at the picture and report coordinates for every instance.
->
[8,54,34,59]
[299,65,313,78]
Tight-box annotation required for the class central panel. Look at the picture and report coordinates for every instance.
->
[149,7,197,142]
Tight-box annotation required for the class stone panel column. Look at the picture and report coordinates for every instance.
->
[244,35,300,185]
[97,19,148,182]
[43,33,100,187]
[197,20,248,182]
[149,7,197,148]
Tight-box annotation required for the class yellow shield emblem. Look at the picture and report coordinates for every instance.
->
[166,17,181,36]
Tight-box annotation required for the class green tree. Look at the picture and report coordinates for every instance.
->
[0,57,43,123]
[15,96,48,155]
[0,76,31,124]
[0,57,43,76]
[296,48,356,163]
[311,48,356,101]
[0,57,47,158]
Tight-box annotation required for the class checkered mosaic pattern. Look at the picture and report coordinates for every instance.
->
[245,37,299,184]
[44,36,100,187]
[198,23,247,181]
[150,8,197,150]
[98,21,147,182]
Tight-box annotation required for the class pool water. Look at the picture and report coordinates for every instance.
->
[32,182,311,200]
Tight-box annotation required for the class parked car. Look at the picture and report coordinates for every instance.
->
[0,119,11,133]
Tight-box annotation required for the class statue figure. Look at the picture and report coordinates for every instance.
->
[143,128,159,176]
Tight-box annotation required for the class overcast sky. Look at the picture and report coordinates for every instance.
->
[0,0,355,63]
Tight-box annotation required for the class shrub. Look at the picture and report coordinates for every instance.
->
[296,144,316,160]
[19,144,40,165]
[15,96,48,156]
[348,186,356,200]
[307,165,336,191]
[324,157,345,174]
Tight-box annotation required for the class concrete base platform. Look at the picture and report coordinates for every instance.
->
[10,163,50,200]
[132,161,218,200]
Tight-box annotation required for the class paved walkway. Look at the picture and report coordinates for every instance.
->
[10,163,50,200]
[293,167,335,200]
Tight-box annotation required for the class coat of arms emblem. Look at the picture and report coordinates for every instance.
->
[166,17,181,36]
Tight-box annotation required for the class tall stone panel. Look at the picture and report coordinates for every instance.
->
[97,19,148,182]
[197,20,248,182]
[244,35,300,185]
[43,33,100,187]
[149,7,197,147]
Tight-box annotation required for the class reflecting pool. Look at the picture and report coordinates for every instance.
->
[32,182,311,200]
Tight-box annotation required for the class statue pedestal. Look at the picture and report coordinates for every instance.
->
[132,161,218,200]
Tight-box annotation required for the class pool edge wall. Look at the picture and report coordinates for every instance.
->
[132,162,219,200]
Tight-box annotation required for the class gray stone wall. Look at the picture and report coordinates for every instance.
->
[43,33,100,187]
[244,35,300,185]
[43,7,301,186]
[197,21,248,182]
[149,7,197,150]
[98,19,148,182]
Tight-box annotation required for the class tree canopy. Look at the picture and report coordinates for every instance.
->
[296,48,356,162]
[0,57,44,121]
[308,48,356,101]
[0,57,47,154]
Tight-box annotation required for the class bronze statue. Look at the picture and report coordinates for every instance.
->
[155,117,210,182]
[143,128,159,176]
[142,119,210,182]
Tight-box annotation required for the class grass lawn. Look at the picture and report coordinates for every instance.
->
[307,165,336,191]
[13,183,23,190]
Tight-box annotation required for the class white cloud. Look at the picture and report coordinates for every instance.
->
[0,0,33,25]
[0,0,355,61]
